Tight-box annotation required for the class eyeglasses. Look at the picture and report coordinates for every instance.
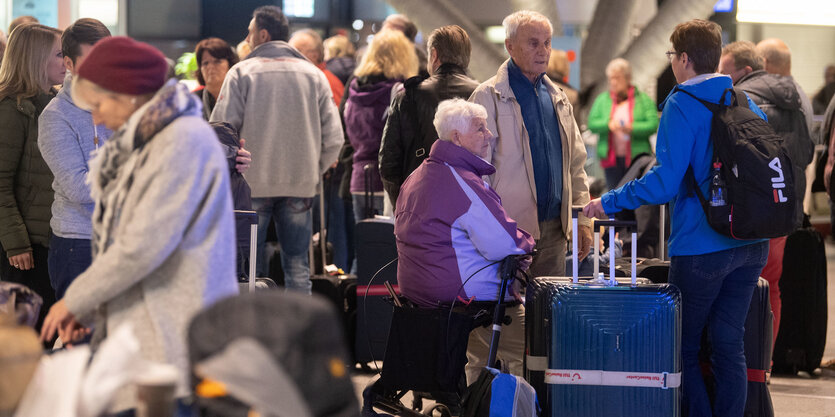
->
[665,51,678,60]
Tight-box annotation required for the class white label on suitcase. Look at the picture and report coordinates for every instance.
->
[544,369,681,389]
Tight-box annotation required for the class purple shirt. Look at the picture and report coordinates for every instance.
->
[395,139,535,307]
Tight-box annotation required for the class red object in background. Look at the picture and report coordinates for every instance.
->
[566,50,576,62]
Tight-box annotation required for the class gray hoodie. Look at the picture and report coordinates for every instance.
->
[38,76,113,239]
[210,41,343,198]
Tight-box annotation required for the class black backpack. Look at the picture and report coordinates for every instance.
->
[676,87,796,240]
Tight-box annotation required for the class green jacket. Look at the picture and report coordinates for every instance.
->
[0,92,55,257]
[587,87,659,164]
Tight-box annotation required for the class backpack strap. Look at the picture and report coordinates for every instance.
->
[685,165,710,214]
[673,86,741,113]
[673,86,722,113]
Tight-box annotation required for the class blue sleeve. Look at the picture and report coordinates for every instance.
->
[601,100,695,213]
[745,93,768,121]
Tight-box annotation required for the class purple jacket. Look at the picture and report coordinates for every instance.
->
[344,77,400,193]
[395,139,535,307]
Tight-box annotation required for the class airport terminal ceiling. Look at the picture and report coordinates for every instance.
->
[0,0,832,98]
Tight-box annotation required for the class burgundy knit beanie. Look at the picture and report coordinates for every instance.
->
[77,36,169,95]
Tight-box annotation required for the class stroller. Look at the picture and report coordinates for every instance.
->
[362,255,527,417]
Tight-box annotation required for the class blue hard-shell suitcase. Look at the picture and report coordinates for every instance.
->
[525,276,650,414]
[543,210,682,417]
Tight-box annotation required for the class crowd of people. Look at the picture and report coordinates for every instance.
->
[1,4,834,417]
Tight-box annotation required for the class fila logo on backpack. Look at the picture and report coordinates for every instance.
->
[770,157,789,203]
[678,87,796,240]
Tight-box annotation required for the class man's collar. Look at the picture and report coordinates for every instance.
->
[507,58,544,87]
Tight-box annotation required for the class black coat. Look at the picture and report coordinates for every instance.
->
[378,64,479,204]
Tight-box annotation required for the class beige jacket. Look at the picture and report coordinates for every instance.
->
[470,59,590,240]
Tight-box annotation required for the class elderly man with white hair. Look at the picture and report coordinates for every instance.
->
[395,98,534,382]
[470,10,592,279]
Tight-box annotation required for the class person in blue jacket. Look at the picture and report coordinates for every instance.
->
[584,20,769,417]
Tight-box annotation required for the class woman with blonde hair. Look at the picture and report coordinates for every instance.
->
[0,23,65,331]
[343,28,417,221]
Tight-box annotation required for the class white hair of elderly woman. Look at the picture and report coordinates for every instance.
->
[502,10,553,41]
[605,57,632,81]
[433,98,488,142]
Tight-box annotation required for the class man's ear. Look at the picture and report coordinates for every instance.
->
[259,28,271,44]
[63,55,74,73]
[680,52,693,70]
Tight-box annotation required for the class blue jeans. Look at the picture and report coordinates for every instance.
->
[252,197,313,294]
[669,241,768,417]
[47,235,92,299]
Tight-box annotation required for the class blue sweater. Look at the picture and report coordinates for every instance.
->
[601,74,767,256]
[38,76,112,239]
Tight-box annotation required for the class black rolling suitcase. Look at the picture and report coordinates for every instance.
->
[773,221,828,375]
[309,177,358,356]
[354,217,398,366]
[353,163,398,366]
[743,278,775,417]
[701,277,774,417]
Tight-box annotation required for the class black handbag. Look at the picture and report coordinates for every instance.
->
[379,301,479,393]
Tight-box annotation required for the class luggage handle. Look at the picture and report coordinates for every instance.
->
[571,207,581,283]
[570,207,638,286]
[592,219,637,286]
[234,210,258,293]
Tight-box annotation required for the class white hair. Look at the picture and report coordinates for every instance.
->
[605,57,632,80]
[433,98,488,142]
[503,10,553,40]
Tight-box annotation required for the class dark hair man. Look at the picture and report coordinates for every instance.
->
[211,6,343,294]
[719,40,814,350]
[379,25,479,205]
[248,5,289,47]
[585,20,769,417]
[38,18,112,299]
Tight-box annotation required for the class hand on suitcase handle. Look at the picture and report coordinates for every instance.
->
[581,199,608,220]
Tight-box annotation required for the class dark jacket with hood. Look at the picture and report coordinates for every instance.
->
[736,70,814,229]
[0,91,55,257]
[378,63,479,204]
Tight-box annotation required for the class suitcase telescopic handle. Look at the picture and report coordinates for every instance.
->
[571,207,582,283]
[592,219,638,286]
